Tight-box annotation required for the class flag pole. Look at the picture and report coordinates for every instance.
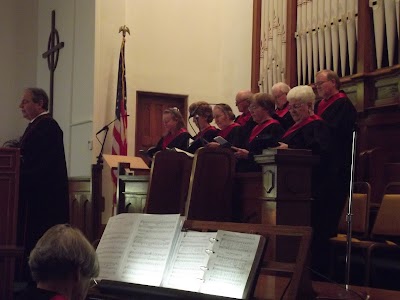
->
[119,25,130,38]
[111,25,130,216]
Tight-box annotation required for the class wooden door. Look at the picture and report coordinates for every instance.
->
[135,91,187,165]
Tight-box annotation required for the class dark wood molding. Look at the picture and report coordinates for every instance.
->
[251,0,261,93]
[286,0,298,88]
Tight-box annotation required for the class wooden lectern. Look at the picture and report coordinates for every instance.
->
[254,148,317,226]
[0,148,24,300]
[254,148,317,299]
[102,154,149,215]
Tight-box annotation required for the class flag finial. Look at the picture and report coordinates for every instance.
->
[119,25,130,37]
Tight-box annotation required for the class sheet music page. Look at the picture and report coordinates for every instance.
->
[200,230,261,299]
[96,213,139,280]
[119,214,182,286]
[170,147,195,158]
[161,231,217,291]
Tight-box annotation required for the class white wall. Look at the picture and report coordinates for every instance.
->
[93,0,253,160]
[94,0,253,220]
[0,0,38,146]
[37,0,96,177]
[123,0,253,147]
[2,0,253,220]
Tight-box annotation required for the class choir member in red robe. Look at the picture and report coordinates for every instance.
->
[232,93,284,172]
[271,82,294,130]
[234,90,257,145]
[146,107,191,158]
[187,101,219,153]
[314,69,357,236]
[277,85,334,277]
[207,103,241,148]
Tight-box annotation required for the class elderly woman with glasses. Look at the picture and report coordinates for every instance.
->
[277,85,331,153]
[276,85,336,278]
[146,107,191,158]
[232,93,284,172]
[206,103,241,148]
[17,224,99,300]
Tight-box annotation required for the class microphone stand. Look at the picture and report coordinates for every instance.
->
[345,128,357,289]
[96,116,119,165]
[96,127,109,165]
[325,127,369,300]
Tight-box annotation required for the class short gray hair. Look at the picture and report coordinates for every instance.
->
[29,224,99,281]
[271,82,291,94]
[250,93,276,115]
[315,69,341,89]
[286,85,315,105]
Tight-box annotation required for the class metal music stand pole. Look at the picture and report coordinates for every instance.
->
[95,116,120,165]
[345,128,357,289]
[96,127,109,165]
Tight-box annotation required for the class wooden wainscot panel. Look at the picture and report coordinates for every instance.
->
[69,176,94,242]
[369,66,400,107]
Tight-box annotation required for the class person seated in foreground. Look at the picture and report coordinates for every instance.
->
[17,224,99,300]
[276,85,334,278]
[187,101,219,153]
[232,93,284,172]
[271,82,294,130]
[207,103,241,148]
[146,107,191,157]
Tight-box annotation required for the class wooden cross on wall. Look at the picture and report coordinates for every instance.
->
[42,10,64,116]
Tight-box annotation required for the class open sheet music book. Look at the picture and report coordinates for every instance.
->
[96,213,266,299]
[166,147,195,158]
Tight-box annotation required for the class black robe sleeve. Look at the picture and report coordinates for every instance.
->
[187,128,219,154]
[167,132,191,150]
[147,131,192,157]
[236,123,285,172]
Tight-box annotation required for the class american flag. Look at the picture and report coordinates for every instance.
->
[111,36,128,204]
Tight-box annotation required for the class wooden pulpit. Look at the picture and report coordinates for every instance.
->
[0,148,24,300]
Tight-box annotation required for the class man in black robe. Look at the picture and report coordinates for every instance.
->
[17,88,69,280]
[315,70,357,238]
